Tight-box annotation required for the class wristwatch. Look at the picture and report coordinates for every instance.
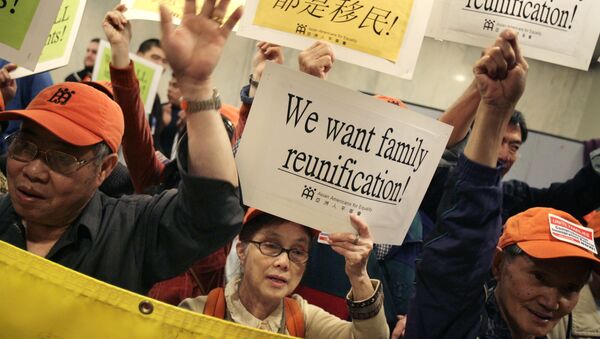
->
[249,74,259,88]
[182,89,221,113]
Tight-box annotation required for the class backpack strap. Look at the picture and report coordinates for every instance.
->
[203,287,225,319]
[284,297,305,338]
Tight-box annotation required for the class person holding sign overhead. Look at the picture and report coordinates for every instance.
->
[180,208,388,338]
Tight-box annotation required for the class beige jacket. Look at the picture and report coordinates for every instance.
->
[549,284,600,339]
[179,277,389,339]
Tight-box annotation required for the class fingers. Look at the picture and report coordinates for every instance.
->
[199,0,216,18]
[159,5,175,39]
[0,64,16,85]
[184,0,197,16]
[3,63,17,73]
[104,9,128,31]
[212,0,231,20]
[221,5,243,34]
[350,213,372,239]
[391,315,407,339]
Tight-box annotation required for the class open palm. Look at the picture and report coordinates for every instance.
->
[160,0,243,83]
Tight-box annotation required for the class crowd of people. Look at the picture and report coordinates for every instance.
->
[0,0,599,338]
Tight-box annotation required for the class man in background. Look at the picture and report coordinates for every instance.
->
[65,38,100,82]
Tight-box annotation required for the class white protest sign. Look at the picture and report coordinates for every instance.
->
[236,0,435,79]
[427,0,600,71]
[11,0,87,79]
[0,0,63,70]
[92,40,163,113]
[236,63,452,245]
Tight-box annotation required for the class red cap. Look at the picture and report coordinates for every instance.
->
[0,82,124,153]
[499,207,600,272]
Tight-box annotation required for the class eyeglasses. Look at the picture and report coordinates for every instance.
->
[5,134,100,175]
[248,240,309,264]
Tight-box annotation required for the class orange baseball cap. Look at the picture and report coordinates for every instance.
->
[498,207,600,272]
[584,210,600,237]
[0,82,124,153]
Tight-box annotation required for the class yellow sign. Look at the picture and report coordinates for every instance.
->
[92,40,163,113]
[39,0,82,62]
[128,0,244,24]
[0,241,290,339]
[253,0,414,62]
[0,0,40,50]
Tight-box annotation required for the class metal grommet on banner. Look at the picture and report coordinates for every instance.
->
[138,300,154,315]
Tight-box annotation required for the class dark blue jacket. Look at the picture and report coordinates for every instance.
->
[405,154,504,338]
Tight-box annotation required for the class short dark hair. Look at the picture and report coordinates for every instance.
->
[137,38,161,54]
[239,212,314,243]
[90,38,100,44]
[509,110,528,143]
[93,142,112,165]
[502,244,525,261]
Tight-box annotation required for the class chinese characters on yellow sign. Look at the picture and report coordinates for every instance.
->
[253,0,414,62]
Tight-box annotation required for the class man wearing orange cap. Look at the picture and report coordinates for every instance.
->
[548,215,600,339]
[404,29,600,339]
[0,0,244,295]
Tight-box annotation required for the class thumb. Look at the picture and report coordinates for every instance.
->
[3,63,17,73]
[350,214,371,239]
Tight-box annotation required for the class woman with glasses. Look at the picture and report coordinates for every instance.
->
[179,208,388,338]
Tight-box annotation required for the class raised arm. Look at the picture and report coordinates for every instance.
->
[234,42,284,145]
[159,0,242,183]
[104,5,165,193]
[404,29,528,338]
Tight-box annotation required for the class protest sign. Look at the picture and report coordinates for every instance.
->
[0,241,289,339]
[237,0,435,79]
[92,40,163,113]
[0,0,63,70]
[235,63,452,245]
[11,0,87,79]
[121,0,245,26]
[427,0,600,71]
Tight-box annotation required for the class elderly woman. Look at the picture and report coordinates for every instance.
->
[179,208,388,338]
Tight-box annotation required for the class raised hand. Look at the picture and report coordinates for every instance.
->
[159,0,243,87]
[252,42,284,80]
[473,29,528,111]
[328,214,374,286]
[0,63,17,104]
[103,4,132,68]
[298,41,335,79]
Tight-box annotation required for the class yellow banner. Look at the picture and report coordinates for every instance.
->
[253,0,414,62]
[130,0,244,23]
[0,241,289,339]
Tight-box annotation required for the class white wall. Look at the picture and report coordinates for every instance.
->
[50,1,600,142]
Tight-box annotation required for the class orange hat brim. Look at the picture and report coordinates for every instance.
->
[518,239,600,273]
[0,110,102,148]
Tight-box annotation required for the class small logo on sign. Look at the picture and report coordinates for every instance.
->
[301,185,316,200]
[296,23,307,35]
[483,19,495,31]
[48,88,76,105]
